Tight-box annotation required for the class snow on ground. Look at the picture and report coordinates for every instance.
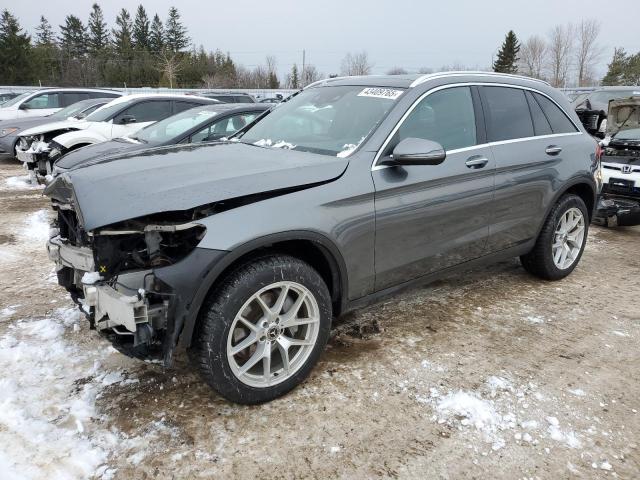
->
[0,305,141,479]
[21,210,51,242]
[4,175,42,190]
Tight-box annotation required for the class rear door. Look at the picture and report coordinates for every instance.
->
[372,85,495,290]
[480,86,581,251]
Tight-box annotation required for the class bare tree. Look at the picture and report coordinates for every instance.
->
[547,24,573,88]
[301,64,321,86]
[340,51,373,76]
[156,51,183,88]
[519,35,547,79]
[575,19,603,87]
[418,67,434,74]
[386,67,408,75]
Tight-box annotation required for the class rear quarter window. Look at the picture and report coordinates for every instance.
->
[532,92,578,134]
[482,86,534,142]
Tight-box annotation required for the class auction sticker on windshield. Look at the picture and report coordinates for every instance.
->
[357,88,404,100]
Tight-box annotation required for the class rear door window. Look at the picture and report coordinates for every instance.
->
[393,86,477,152]
[61,92,90,106]
[525,91,552,136]
[482,86,534,142]
[173,101,202,114]
[532,92,578,134]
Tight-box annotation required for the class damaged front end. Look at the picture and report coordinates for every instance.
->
[45,176,215,364]
[16,134,69,184]
[595,96,640,227]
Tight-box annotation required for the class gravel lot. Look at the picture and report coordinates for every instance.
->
[0,158,638,480]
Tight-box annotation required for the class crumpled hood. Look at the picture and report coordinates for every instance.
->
[19,119,89,137]
[606,97,640,136]
[45,142,348,231]
[54,139,147,171]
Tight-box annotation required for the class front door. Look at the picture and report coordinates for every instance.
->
[372,86,495,291]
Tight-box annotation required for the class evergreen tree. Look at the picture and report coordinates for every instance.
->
[602,48,628,86]
[87,3,109,54]
[0,9,32,84]
[133,5,149,50]
[35,16,55,46]
[164,7,189,53]
[149,14,164,53]
[112,8,132,53]
[59,15,87,58]
[288,63,299,89]
[493,30,520,74]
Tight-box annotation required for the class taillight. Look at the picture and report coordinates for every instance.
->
[595,142,603,163]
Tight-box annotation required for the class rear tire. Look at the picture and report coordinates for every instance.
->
[191,255,332,404]
[520,194,589,280]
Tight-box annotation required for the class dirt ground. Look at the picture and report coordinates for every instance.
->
[0,158,638,480]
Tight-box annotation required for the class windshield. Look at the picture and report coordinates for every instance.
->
[0,91,32,108]
[134,107,219,144]
[612,127,640,141]
[85,99,132,122]
[239,85,404,157]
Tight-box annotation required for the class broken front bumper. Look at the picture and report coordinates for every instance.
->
[47,237,167,336]
[593,196,640,227]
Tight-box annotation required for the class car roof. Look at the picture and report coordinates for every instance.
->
[104,93,217,106]
[307,71,551,89]
[31,87,121,94]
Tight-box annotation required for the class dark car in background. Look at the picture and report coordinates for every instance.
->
[45,72,599,404]
[573,87,640,137]
[52,103,269,178]
[0,97,117,161]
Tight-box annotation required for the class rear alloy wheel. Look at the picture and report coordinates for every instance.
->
[551,207,585,270]
[521,194,589,280]
[192,255,331,404]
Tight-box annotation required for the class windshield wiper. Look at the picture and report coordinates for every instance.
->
[610,106,639,140]
[128,136,147,144]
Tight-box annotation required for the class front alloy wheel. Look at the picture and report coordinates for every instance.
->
[227,281,321,387]
[192,255,332,404]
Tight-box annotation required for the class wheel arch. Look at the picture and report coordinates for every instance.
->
[179,231,349,349]
[539,177,597,233]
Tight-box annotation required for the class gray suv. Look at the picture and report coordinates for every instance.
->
[44,72,600,404]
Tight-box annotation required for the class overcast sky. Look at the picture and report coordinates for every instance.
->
[9,0,640,79]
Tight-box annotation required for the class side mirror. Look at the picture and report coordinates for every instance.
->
[119,114,136,125]
[18,103,30,110]
[381,137,446,166]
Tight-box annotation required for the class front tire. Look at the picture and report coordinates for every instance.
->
[191,255,332,404]
[520,194,589,280]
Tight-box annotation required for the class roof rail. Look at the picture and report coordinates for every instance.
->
[409,71,550,88]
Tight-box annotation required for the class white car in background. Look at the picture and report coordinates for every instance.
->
[16,93,218,181]
[0,88,120,120]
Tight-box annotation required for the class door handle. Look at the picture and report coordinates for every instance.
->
[545,145,562,155]
[465,156,489,169]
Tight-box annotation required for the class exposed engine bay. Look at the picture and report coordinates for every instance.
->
[595,97,640,226]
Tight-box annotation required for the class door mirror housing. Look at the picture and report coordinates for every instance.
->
[18,103,30,110]
[119,114,136,125]
[382,138,446,166]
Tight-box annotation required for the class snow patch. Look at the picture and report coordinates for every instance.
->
[21,209,51,242]
[4,175,42,190]
[82,271,103,285]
